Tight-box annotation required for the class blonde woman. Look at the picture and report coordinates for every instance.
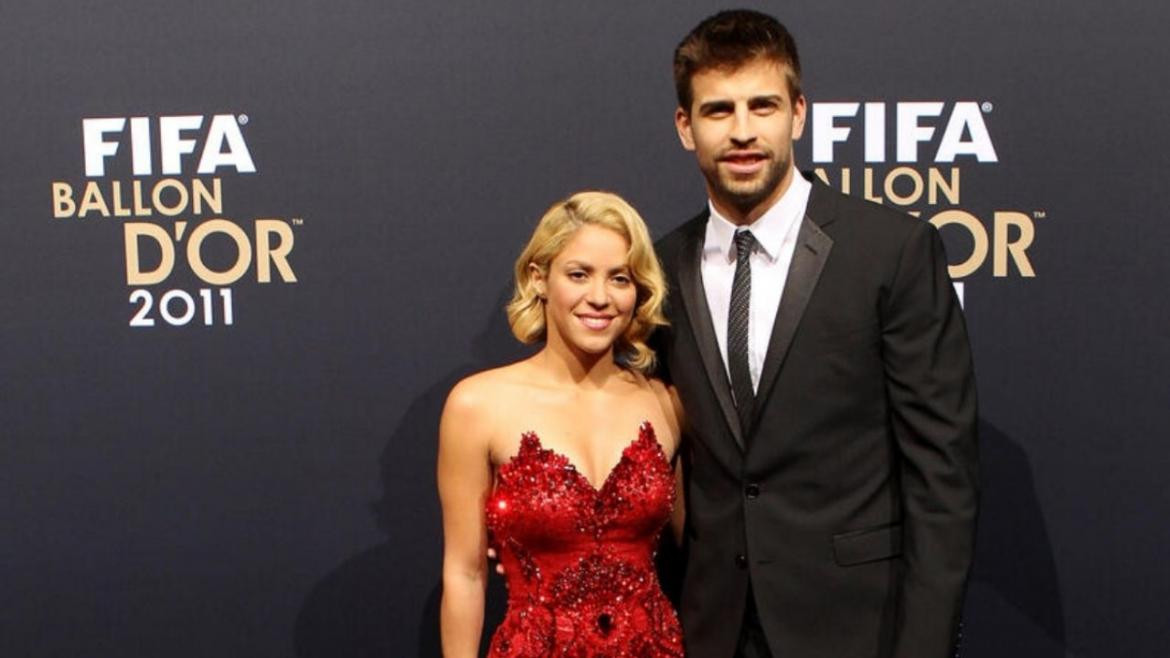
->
[438,191,686,656]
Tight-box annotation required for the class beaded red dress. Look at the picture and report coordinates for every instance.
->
[485,421,684,657]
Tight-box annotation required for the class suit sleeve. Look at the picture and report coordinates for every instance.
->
[649,309,673,385]
[649,238,675,386]
[880,220,979,658]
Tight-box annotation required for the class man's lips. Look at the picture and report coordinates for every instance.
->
[719,151,768,175]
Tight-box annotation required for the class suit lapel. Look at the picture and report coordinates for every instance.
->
[752,181,836,426]
[675,215,745,449]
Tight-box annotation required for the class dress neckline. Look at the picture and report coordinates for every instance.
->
[502,420,666,494]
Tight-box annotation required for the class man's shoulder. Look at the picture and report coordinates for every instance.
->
[654,209,707,257]
[808,175,924,242]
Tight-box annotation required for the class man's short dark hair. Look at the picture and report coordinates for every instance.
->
[673,9,802,112]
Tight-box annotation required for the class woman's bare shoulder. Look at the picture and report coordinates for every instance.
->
[441,361,540,463]
[445,361,534,419]
[644,376,685,440]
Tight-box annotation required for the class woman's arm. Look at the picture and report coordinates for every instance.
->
[437,379,494,658]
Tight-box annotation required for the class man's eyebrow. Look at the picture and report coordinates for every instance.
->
[697,95,785,114]
[697,99,735,114]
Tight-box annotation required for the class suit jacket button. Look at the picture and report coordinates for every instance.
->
[744,483,760,499]
[735,554,748,569]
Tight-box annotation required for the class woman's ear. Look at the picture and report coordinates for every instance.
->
[528,263,546,299]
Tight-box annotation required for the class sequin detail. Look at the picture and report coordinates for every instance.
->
[485,422,684,657]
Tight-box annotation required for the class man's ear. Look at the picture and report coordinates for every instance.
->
[675,107,696,151]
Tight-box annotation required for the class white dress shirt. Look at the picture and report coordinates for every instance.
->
[701,170,812,392]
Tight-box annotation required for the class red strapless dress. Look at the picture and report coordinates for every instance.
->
[485,421,684,657]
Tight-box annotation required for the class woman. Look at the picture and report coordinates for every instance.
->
[438,191,686,657]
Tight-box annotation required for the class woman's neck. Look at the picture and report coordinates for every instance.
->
[534,342,623,389]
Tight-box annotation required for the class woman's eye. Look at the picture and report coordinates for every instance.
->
[568,271,587,280]
[612,275,632,285]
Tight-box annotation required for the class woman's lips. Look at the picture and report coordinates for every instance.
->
[577,314,614,330]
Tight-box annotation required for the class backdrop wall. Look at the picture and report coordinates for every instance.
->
[3,1,1167,656]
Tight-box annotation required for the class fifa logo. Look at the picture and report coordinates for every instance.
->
[810,101,996,164]
[82,114,256,177]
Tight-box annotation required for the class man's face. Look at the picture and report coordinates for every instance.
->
[675,57,806,222]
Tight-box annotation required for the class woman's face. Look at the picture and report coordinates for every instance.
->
[538,224,637,359]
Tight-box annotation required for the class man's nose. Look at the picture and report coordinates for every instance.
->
[730,105,755,145]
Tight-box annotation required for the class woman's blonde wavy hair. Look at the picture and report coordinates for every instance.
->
[506,191,668,373]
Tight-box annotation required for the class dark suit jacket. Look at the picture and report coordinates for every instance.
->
[655,175,978,658]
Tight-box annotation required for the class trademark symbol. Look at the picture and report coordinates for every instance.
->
[291,217,304,226]
[237,114,249,125]
[1033,210,1047,219]
[981,102,993,113]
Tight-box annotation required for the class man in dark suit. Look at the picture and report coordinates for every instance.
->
[655,10,979,658]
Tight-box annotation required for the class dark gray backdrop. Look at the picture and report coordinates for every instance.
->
[2,1,1167,656]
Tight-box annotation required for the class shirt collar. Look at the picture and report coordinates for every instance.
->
[703,169,811,263]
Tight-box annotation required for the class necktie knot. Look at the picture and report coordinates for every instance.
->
[734,230,757,262]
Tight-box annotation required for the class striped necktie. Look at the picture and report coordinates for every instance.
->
[728,229,757,437]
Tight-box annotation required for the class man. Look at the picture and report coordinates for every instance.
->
[654,10,978,658]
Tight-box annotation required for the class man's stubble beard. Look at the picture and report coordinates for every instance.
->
[705,150,790,217]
